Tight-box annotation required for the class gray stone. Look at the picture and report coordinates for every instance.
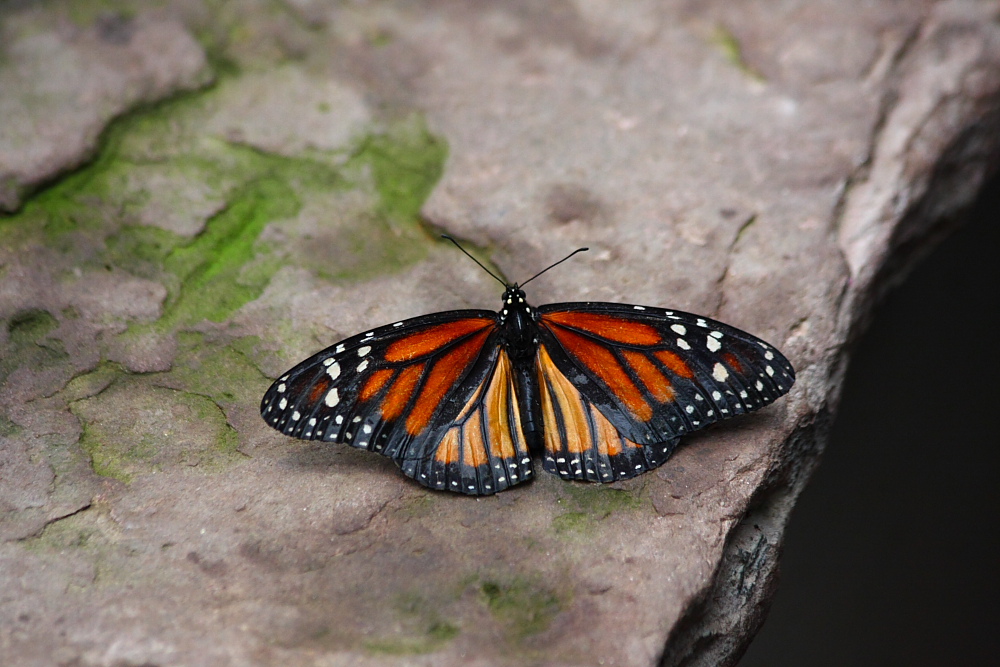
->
[0,7,211,212]
[1,1,999,666]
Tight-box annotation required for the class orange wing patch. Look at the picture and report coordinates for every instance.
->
[380,364,424,421]
[308,376,332,404]
[434,428,461,465]
[484,353,518,460]
[360,368,395,401]
[406,329,491,435]
[621,349,675,403]
[542,311,661,346]
[538,344,593,455]
[590,404,623,457]
[384,318,493,363]
[461,411,489,467]
[722,352,744,374]
[543,326,652,422]
[654,349,694,379]
[589,404,645,458]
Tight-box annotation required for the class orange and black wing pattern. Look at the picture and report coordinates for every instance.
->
[535,303,795,482]
[260,311,533,495]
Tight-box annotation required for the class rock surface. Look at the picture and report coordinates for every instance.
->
[1,1,998,666]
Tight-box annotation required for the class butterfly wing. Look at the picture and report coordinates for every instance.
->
[260,310,534,495]
[534,302,795,482]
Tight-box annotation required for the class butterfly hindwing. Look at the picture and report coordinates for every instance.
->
[260,310,535,495]
[536,341,681,482]
[401,348,535,494]
[534,302,795,480]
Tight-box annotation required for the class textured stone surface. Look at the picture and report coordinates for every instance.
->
[0,6,211,212]
[1,1,999,666]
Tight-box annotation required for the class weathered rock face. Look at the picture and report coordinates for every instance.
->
[1,2,998,666]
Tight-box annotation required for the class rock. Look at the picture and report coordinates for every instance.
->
[1,1,999,666]
[0,7,212,212]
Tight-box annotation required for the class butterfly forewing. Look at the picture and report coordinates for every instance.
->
[261,311,506,476]
[536,303,795,451]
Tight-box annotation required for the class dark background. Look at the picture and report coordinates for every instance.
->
[740,172,1000,666]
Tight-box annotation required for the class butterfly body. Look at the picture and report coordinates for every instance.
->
[261,282,795,496]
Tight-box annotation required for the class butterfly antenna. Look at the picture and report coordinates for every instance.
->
[441,234,507,287]
[520,246,589,287]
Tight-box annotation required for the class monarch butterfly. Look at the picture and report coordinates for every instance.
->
[261,237,795,495]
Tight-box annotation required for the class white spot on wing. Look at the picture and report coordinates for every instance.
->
[712,363,729,382]
[325,388,340,407]
[279,398,287,410]
[357,359,369,373]
[358,346,372,357]
[633,305,645,310]
[277,383,286,393]
[671,324,687,335]
[326,362,341,380]
[706,336,721,352]
[677,338,691,350]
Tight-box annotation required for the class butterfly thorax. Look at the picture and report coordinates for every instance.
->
[498,285,538,361]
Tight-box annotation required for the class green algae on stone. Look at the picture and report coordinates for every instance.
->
[708,25,765,82]
[348,114,448,223]
[1,309,68,384]
[159,176,298,327]
[552,511,591,534]
[71,376,244,483]
[363,591,460,655]
[4,73,447,330]
[564,483,644,515]
[480,577,563,640]
[551,484,645,534]
[166,332,271,408]
[62,363,121,403]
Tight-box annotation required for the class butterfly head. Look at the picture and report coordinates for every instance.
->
[499,284,531,322]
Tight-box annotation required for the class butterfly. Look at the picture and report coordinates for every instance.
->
[260,237,795,495]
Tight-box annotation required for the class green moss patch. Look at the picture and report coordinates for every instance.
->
[348,114,448,222]
[363,590,460,655]
[71,376,242,483]
[708,25,765,82]
[1,309,68,385]
[5,76,448,332]
[166,332,270,408]
[1,62,449,487]
[479,577,563,640]
[63,363,120,402]
[552,484,644,534]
